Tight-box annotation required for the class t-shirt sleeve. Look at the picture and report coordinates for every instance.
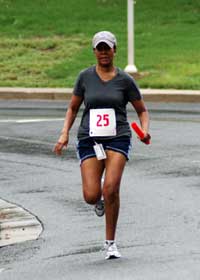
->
[126,76,142,101]
[73,71,85,97]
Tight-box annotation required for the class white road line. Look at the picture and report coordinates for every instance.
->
[0,120,15,123]
[17,118,64,123]
[0,268,5,273]
[0,118,64,123]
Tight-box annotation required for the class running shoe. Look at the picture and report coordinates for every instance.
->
[94,199,105,217]
[104,241,121,260]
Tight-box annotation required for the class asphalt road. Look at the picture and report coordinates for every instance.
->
[0,100,200,280]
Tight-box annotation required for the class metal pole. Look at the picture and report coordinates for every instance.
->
[125,0,138,74]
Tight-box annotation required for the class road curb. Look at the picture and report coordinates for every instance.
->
[0,87,200,102]
[0,198,43,247]
[141,89,200,103]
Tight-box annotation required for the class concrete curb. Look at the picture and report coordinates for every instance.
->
[0,198,43,247]
[141,89,200,103]
[0,87,200,102]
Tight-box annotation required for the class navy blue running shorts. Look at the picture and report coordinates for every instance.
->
[76,136,132,164]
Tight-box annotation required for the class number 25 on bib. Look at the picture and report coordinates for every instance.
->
[89,108,116,137]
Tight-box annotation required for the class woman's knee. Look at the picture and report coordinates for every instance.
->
[102,183,120,203]
[83,190,101,205]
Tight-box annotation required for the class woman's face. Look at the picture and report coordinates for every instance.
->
[94,42,115,67]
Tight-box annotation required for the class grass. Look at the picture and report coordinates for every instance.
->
[0,0,199,89]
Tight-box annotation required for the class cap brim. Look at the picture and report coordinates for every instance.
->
[93,40,114,49]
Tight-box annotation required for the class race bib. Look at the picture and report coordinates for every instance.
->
[89,108,116,137]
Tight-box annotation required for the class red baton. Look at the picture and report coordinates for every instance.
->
[131,122,151,145]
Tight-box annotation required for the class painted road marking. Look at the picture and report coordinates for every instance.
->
[17,118,64,123]
[0,118,64,123]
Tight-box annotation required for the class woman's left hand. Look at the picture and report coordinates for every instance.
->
[140,131,151,144]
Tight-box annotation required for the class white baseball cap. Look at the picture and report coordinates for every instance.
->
[92,31,117,49]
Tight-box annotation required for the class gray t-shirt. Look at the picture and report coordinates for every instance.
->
[73,66,142,140]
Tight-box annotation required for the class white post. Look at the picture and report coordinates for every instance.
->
[125,0,138,74]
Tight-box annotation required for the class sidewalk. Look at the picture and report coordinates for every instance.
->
[0,87,200,102]
[0,198,43,247]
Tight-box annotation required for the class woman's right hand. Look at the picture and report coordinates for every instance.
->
[53,133,69,156]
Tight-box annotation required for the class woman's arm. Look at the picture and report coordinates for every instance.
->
[54,95,83,155]
[130,99,150,137]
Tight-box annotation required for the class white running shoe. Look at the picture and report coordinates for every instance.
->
[104,241,121,260]
[94,199,105,217]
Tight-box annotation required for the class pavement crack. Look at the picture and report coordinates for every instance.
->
[0,158,68,172]
[45,246,103,260]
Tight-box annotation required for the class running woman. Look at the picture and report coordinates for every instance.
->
[54,31,150,259]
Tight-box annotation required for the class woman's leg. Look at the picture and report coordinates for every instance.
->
[81,157,105,205]
[103,150,127,241]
